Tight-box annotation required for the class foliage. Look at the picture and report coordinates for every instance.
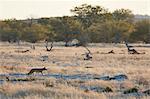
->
[130,19,150,43]
[71,4,108,29]
[0,4,149,44]
[112,9,134,22]
[88,20,134,43]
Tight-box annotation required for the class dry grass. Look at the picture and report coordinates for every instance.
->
[0,42,150,99]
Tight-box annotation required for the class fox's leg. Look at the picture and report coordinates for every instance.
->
[27,70,32,75]
[30,70,35,75]
[40,71,43,75]
[32,71,35,75]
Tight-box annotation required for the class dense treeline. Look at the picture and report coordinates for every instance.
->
[0,4,150,45]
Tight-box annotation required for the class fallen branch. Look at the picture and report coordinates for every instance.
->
[108,50,115,54]
[100,50,115,54]
[15,50,29,53]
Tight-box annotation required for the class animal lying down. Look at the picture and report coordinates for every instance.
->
[27,67,47,75]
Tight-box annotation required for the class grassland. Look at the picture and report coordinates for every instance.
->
[0,42,150,99]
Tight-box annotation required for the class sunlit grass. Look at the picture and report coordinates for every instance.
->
[0,42,149,98]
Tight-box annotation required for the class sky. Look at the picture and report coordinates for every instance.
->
[0,0,150,20]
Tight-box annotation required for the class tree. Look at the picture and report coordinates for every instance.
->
[22,23,49,43]
[70,4,110,45]
[38,18,50,25]
[71,4,108,29]
[88,20,134,43]
[112,9,134,42]
[130,19,150,43]
[1,4,147,44]
[50,17,81,46]
[112,9,134,22]
[0,19,21,42]
[61,16,82,46]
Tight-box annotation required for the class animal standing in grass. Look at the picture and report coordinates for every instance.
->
[27,67,47,75]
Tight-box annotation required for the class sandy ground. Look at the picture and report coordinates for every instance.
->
[0,42,150,99]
